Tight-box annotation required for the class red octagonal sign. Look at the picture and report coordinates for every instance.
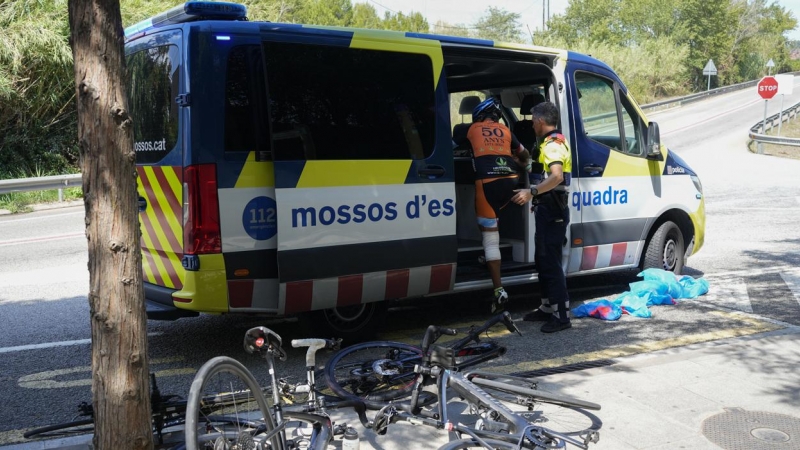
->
[758,76,779,99]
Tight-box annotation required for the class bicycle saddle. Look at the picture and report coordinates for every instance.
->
[244,326,287,360]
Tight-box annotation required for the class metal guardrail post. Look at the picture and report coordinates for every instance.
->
[749,99,800,152]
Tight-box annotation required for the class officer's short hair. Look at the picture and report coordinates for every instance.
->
[531,101,559,126]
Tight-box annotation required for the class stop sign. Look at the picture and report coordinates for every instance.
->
[758,76,779,99]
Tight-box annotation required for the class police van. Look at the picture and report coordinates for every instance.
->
[125,1,705,339]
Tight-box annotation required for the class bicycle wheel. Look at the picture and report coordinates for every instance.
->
[438,438,522,449]
[185,356,276,450]
[324,341,423,408]
[469,378,602,438]
[23,418,94,439]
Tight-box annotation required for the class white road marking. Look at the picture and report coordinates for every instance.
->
[0,211,83,224]
[0,332,162,354]
[700,275,753,313]
[0,264,88,288]
[0,232,84,247]
[662,98,762,136]
[780,268,800,307]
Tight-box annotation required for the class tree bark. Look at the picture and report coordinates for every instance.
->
[67,1,153,449]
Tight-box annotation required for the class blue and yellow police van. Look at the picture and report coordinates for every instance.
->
[126,1,705,339]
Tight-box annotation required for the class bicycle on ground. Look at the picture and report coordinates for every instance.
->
[327,312,602,449]
[184,326,369,450]
[24,373,193,445]
[324,311,519,410]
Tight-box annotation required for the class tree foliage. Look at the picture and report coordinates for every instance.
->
[545,0,797,91]
[473,7,522,42]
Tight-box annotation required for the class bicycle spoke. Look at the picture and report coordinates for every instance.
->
[185,357,275,450]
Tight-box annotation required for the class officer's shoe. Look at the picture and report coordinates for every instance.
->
[491,287,509,313]
[523,309,551,322]
[540,318,572,333]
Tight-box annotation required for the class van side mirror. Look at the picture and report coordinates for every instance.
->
[646,122,663,160]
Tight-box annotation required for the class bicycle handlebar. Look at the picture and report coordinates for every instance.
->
[420,325,458,353]
[291,338,342,367]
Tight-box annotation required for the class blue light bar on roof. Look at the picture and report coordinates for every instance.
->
[125,2,247,37]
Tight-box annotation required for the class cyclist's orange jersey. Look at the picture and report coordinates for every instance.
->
[467,121,522,179]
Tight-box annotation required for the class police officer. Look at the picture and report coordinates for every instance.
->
[511,101,572,333]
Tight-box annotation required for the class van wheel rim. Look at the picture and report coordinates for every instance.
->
[663,238,677,270]
[324,304,369,330]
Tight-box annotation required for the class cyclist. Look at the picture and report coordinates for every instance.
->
[467,97,530,310]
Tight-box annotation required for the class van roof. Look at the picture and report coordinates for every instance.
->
[123,1,614,73]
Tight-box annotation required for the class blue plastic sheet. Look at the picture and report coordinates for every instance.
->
[573,299,622,320]
[574,269,708,321]
[678,275,710,299]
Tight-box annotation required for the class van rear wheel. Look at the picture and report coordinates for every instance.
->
[643,221,685,275]
[300,302,387,343]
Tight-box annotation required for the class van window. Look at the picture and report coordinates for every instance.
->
[224,45,269,154]
[263,41,436,161]
[127,45,180,164]
[574,72,623,152]
[619,94,644,156]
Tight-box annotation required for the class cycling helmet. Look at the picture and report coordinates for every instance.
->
[472,97,501,122]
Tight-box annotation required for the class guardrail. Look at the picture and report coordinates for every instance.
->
[748,100,800,154]
[641,71,800,113]
[0,173,82,201]
[3,72,799,194]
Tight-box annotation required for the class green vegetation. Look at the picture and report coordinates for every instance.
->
[0,0,797,181]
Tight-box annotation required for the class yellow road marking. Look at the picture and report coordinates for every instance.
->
[17,357,195,389]
[490,311,781,374]
[380,311,781,375]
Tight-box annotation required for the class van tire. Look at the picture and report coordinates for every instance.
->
[299,302,388,344]
[643,221,685,275]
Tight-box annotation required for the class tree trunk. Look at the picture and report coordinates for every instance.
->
[67,1,153,449]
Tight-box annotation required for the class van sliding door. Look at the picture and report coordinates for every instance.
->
[261,35,457,315]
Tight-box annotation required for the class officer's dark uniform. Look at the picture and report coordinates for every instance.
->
[534,130,572,325]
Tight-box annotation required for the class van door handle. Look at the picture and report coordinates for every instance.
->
[138,196,147,212]
[418,165,446,178]
[583,164,604,175]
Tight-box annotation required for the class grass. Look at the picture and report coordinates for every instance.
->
[0,187,83,213]
[748,114,800,160]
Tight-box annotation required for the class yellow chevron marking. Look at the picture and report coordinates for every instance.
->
[236,152,275,188]
[296,160,412,188]
[137,175,159,284]
[350,31,443,89]
[141,166,183,286]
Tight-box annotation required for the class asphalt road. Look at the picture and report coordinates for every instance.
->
[2,84,800,445]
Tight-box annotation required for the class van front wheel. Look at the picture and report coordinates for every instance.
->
[643,221,685,275]
[300,302,387,343]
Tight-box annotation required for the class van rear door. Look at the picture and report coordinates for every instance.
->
[260,32,457,315]
[128,30,185,294]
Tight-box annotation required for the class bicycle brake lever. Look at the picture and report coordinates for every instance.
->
[326,338,342,351]
[502,311,523,336]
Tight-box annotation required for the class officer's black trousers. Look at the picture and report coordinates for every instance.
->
[534,202,570,323]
